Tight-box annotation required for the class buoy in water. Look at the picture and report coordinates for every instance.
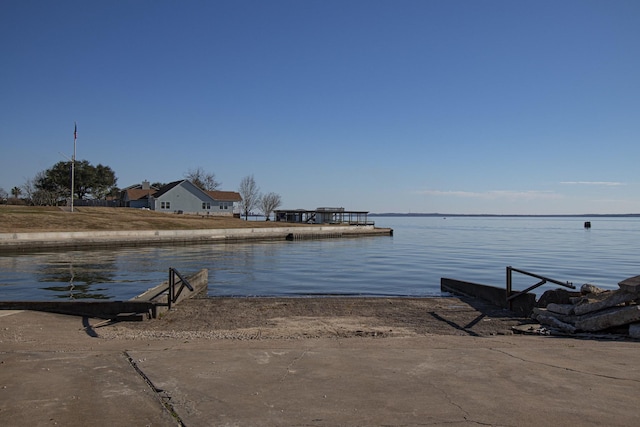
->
[584,221,591,229]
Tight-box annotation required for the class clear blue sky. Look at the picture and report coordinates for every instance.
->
[1,0,639,214]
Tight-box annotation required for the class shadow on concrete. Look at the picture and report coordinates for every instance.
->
[82,316,99,338]
[428,311,482,337]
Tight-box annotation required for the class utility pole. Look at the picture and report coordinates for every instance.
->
[71,122,76,212]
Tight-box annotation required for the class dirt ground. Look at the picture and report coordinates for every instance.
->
[101,296,532,340]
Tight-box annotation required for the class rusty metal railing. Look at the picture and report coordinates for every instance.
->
[167,267,193,310]
[506,266,575,310]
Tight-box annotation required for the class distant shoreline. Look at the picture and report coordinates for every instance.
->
[370,213,640,218]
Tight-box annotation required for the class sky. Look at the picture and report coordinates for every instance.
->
[1,0,639,215]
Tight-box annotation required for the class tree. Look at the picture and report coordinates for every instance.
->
[91,164,118,199]
[0,187,7,203]
[21,178,37,205]
[238,174,260,220]
[259,192,282,221]
[184,167,220,191]
[106,186,121,199]
[33,170,66,205]
[35,160,117,203]
[32,188,58,206]
[10,186,22,199]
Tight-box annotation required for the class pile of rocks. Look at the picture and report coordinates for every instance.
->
[532,275,640,338]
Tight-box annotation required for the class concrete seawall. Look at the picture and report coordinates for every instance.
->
[0,225,392,251]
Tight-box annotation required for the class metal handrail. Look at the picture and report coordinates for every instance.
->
[506,266,575,310]
[167,267,194,310]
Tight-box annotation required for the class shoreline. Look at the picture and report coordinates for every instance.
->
[108,296,529,339]
[0,225,392,252]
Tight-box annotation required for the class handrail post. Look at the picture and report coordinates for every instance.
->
[168,268,174,310]
[166,267,194,310]
[506,266,512,310]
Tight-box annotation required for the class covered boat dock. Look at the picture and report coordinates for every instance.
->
[274,207,373,225]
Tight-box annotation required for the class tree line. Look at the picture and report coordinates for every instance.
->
[1,162,282,220]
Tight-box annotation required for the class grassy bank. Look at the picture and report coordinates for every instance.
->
[0,206,311,233]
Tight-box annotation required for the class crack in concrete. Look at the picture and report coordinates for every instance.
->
[278,349,309,383]
[123,351,186,426]
[490,347,640,382]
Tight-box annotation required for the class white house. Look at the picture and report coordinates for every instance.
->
[149,180,241,216]
[119,180,241,216]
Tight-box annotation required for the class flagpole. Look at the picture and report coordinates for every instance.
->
[71,122,76,213]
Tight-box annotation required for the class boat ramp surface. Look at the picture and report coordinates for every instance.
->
[1,303,639,426]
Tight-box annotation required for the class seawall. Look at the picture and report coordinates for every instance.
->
[0,225,392,251]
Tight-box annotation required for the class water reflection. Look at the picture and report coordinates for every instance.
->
[0,248,145,300]
[36,253,114,299]
[41,283,110,300]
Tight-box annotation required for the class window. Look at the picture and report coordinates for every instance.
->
[161,201,170,209]
[202,202,211,210]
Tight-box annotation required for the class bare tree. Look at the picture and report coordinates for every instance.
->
[185,167,220,191]
[0,187,7,203]
[259,192,282,221]
[238,174,260,220]
[23,172,61,206]
[21,178,37,205]
[32,189,58,206]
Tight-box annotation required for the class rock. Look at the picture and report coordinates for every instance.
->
[570,289,619,305]
[546,303,574,315]
[531,308,577,325]
[618,275,640,293]
[575,305,640,332]
[629,323,640,339]
[581,283,606,295]
[535,313,577,334]
[532,307,576,325]
[573,290,640,316]
[537,289,579,307]
[512,324,549,335]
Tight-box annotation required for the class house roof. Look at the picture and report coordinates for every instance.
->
[207,190,242,202]
[148,180,242,202]
[124,188,155,201]
[122,182,159,191]
[150,180,184,198]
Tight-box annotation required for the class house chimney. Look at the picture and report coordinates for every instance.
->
[142,180,150,190]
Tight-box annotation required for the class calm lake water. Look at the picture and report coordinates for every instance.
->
[0,216,638,301]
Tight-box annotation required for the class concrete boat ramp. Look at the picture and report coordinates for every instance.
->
[1,274,640,426]
[1,305,639,426]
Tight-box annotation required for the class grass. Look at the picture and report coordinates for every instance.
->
[0,205,311,233]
